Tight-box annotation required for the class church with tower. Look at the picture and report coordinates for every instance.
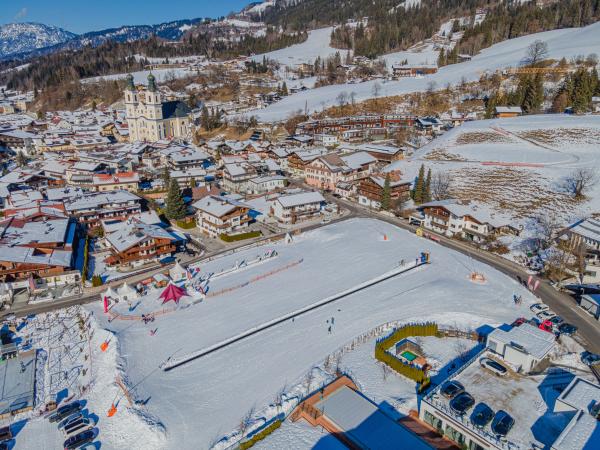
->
[124,73,193,142]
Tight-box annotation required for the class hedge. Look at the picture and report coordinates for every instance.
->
[374,322,438,384]
[220,231,262,242]
[81,236,90,281]
[176,218,197,229]
[239,419,281,450]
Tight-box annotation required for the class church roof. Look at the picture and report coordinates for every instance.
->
[162,101,191,119]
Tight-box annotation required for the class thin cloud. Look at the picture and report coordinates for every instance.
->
[15,7,28,20]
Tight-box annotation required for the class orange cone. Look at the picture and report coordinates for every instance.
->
[100,341,109,352]
[107,403,117,417]
[383,234,388,241]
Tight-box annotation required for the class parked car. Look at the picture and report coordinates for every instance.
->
[62,418,93,439]
[470,403,494,428]
[549,316,564,326]
[63,429,95,450]
[491,410,514,437]
[480,358,508,376]
[450,392,475,415]
[536,310,556,321]
[581,352,600,366]
[511,317,527,327]
[558,323,577,336]
[440,381,465,399]
[530,303,549,314]
[58,412,83,429]
[538,320,554,333]
[48,402,81,423]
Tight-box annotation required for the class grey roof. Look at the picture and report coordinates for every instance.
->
[162,101,191,119]
[0,218,69,246]
[0,351,36,415]
[193,195,248,217]
[105,219,178,253]
[568,218,600,243]
[277,191,325,208]
[0,246,72,267]
[488,323,555,359]
[64,190,141,212]
[314,386,432,450]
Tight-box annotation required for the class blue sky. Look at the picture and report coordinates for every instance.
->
[0,0,253,33]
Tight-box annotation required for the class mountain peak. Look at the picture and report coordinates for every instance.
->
[0,22,77,58]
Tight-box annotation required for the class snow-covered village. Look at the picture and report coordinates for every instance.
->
[0,0,599,449]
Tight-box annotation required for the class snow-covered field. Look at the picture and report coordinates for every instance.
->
[9,218,591,449]
[250,22,600,121]
[252,27,342,66]
[86,220,539,447]
[81,67,198,85]
[389,114,600,247]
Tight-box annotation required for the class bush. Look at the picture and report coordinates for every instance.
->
[239,420,281,450]
[220,231,262,242]
[81,236,90,281]
[91,275,103,287]
[176,218,197,229]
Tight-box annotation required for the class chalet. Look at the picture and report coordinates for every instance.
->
[103,218,183,268]
[66,161,107,182]
[564,217,600,284]
[170,168,208,188]
[494,106,522,118]
[222,162,258,193]
[313,134,339,147]
[0,216,77,282]
[63,190,143,229]
[287,148,329,177]
[356,143,405,162]
[247,175,287,194]
[0,130,41,155]
[415,117,443,134]
[92,172,140,192]
[391,65,438,77]
[271,190,325,225]
[162,146,211,170]
[358,171,411,210]
[417,199,519,244]
[304,152,376,191]
[193,195,251,237]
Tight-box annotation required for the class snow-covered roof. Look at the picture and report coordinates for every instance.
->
[193,195,248,217]
[488,323,555,359]
[357,143,402,155]
[568,218,600,244]
[419,199,515,229]
[495,106,522,114]
[64,190,141,212]
[105,219,177,253]
[277,191,325,208]
[557,377,600,411]
[340,151,376,170]
[314,385,432,450]
[0,246,72,267]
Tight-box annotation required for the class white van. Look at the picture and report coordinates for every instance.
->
[62,418,93,439]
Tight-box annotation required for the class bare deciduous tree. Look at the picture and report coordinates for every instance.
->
[350,91,357,105]
[381,363,391,381]
[523,40,549,67]
[431,172,452,200]
[531,213,561,255]
[303,369,315,393]
[371,82,381,98]
[336,91,348,107]
[238,405,256,436]
[564,168,598,199]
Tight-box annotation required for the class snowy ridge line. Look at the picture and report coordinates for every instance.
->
[163,259,427,371]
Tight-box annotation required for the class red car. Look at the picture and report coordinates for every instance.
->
[511,317,527,327]
[539,320,553,333]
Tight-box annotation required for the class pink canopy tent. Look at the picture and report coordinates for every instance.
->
[160,282,188,304]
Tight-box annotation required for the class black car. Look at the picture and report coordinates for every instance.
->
[450,392,475,415]
[491,410,514,436]
[558,323,577,335]
[63,429,95,450]
[470,403,494,428]
[48,402,81,423]
[441,381,465,399]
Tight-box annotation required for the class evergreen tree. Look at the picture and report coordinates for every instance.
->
[437,48,446,67]
[281,81,288,96]
[381,173,391,210]
[424,168,432,203]
[162,166,171,188]
[413,164,425,204]
[165,179,187,220]
[16,151,27,167]
[532,73,544,112]
[201,106,209,131]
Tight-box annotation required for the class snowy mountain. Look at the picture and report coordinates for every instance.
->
[0,18,204,60]
[0,22,76,58]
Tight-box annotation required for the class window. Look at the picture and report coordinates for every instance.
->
[423,411,442,431]
[445,425,465,445]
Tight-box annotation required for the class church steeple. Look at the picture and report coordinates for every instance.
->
[126,73,135,91]
[147,72,157,92]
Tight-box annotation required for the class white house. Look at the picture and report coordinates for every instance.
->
[486,323,556,373]
[193,195,251,237]
[313,133,339,147]
[271,191,325,225]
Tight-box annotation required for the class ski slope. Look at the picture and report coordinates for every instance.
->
[251,27,343,66]
[65,218,536,449]
[249,22,600,121]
